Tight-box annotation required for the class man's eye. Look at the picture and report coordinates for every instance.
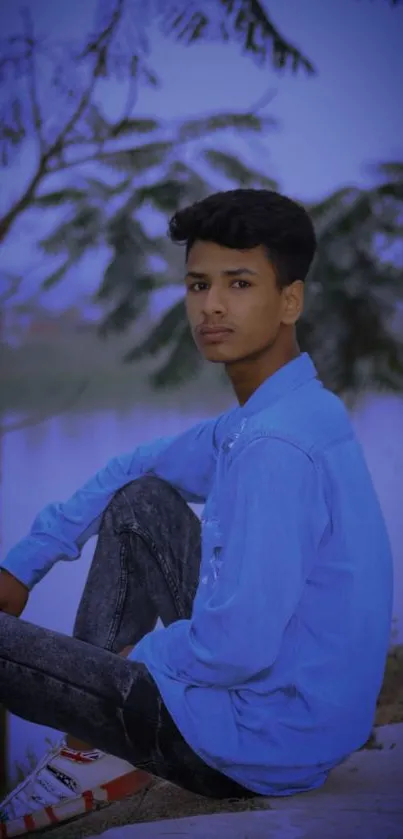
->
[189,282,207,292]
[188,280,251,291]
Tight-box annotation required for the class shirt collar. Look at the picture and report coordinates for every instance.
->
[240,353,318,418]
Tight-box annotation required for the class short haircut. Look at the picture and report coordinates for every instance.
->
[168,188,316,287]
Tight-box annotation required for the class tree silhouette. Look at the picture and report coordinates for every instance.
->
[0,0,315,243]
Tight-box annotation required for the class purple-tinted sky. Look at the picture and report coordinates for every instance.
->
[0,0,402,309]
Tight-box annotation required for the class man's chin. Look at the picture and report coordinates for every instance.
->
[200,346,237,363]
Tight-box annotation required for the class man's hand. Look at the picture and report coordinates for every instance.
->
[0,569,29,616]
[119,645,135,658]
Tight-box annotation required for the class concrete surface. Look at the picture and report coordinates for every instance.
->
[97,806,403,839]
[47,724,403,839]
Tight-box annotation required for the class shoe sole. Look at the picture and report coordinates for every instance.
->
[0,768,153,837]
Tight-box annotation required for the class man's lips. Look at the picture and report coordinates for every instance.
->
[196,325,234,345]
[197,325,234,335]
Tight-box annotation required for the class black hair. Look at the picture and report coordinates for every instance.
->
[168,188,316,287]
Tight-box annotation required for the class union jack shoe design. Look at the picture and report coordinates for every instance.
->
[0,741,153,837]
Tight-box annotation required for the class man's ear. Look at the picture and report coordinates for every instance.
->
[281,280,304,325]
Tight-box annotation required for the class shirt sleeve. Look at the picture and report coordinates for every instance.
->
[148,436,328,689]
[1,414,226,590]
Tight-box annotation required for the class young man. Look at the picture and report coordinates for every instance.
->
[0,189,393,836]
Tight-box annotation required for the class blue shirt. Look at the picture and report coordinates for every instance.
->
[2,354,393,795]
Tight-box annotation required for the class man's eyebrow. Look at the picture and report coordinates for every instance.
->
[185,267,257,279]
[222,268,257,277]
[185,271,207,280]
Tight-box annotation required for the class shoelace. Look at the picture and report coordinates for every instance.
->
[13,772,67,820]
[1,743,69,821]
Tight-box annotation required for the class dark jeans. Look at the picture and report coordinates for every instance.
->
[0,477,254,800]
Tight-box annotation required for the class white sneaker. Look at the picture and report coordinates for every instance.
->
[0,741,153,837]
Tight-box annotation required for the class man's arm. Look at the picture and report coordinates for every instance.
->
[133,436,329,687]
[1,413,227,590]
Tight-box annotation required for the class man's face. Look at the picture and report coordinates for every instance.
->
[185,240,303,364]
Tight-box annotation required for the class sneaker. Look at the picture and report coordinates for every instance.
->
[0,740,153,837]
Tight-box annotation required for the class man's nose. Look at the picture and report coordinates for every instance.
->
[202,287,227,314]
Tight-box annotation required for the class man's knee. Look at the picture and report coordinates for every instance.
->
[106,475,184,524]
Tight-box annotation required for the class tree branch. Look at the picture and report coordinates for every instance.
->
[20,6,45,155]
[0,0,125,244]
[49,0,125,155]
[249,86,278,114]
[0,274,23,306]
[46,151,108,172]
[79,0,125,60]
[0,163,47,242]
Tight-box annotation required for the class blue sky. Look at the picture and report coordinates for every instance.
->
[0,0,402,309]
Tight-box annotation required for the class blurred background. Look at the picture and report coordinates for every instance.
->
[0,0,402,787]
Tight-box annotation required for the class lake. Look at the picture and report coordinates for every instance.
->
[2,393,403,777]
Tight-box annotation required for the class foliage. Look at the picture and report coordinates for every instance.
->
[1,0,402,403]
[36,142,403,400]
[0,0,314,243]
[110,159,403,401]
[299,162,403,399]
[33,108,278,341]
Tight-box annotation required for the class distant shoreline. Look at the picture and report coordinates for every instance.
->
[1,332,233,419]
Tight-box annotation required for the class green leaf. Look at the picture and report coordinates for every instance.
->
[85,105,111,140]
[313,192,373,243]
[140,65,159,87]
[160,1,315,75]
[33,188,87,207]
[203,149,277,188]
[106,213,153,253]
[0,96,26,166]
[124,299,186,362]
[99,294,149,337]
[97,257,162,302]
[39,206,103,255]
[109,117,161,137]
[308,187,359,222]
[178,111,276,141]
[373,182,403,202]
[136,180,188,212]
[167,161,214,200]
[98,141,174,173]
[373,336,403,392]
[41,257,78,289]
[369,161,403,183]
[81,177,117,200]
[151,323,202,389]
